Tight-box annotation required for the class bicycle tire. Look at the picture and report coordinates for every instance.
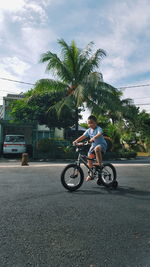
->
[100,163,117,188]
[61,164,84,191]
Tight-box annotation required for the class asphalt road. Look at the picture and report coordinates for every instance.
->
[0,162,150,267]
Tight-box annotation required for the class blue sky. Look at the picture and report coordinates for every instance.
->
[0,0,150,115]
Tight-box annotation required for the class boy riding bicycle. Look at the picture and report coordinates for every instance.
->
[73,115,107,181]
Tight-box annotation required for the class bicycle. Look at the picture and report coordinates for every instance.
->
[61,142,118,192]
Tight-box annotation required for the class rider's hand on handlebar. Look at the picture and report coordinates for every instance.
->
[73,141,85,146]
[73,141,77,146]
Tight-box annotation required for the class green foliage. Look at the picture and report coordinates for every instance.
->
[103,150,137,160]
[37,39,120,128]
[10,90,78,129]
[9,39,150,154]
[11,39,122,133]
[79,123,88,129]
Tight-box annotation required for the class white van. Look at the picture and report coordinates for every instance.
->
[3,135,26,155]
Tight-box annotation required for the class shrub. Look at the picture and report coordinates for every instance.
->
[37,139,56,153]
[103,149,137,160]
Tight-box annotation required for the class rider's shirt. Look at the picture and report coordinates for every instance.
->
[83,126,107,153]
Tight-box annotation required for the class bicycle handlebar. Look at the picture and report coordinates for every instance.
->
[73,141,91,147]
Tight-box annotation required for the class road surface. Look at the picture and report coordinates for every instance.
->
[0,162,150,266]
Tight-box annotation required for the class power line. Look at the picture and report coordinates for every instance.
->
[0,77,35,86]
[135,103,150,106]
[134,96,150,100]
[1,76,150,90]
[118,84,150,89]
[0,89,22,93]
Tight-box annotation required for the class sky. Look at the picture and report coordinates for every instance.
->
[0,0,150,118]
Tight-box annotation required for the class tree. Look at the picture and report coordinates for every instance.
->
[34,39,120,132]
[137,111,150,151]
[11,89,79,129]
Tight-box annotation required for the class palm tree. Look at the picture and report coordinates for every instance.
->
[34,39,120,132]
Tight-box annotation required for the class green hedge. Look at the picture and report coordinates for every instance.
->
[103,150,137,160]
[34,139,137,160]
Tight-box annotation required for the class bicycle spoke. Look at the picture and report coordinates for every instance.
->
[102,166,114,183]
[64,167,81,187]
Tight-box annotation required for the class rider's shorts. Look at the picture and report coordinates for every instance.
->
[88,144,107,156]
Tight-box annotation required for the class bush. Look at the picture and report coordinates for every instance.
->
[35,138,137,160]
[103,149,137,160]
[35,138,72,159]
[37,139,56,153]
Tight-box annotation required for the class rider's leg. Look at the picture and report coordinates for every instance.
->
[94,145,102,166]
[86,153,95,181]
[87,153,94,168]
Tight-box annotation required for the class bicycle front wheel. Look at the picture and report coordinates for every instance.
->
[61,164,84,191]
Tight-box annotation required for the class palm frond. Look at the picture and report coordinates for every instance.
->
[78,49,106,82]
[58,38,79,80]
[47,94,74,117]
[81,41,94,57]
[85,79,122,113]
[73,85,86,107]
[40,51,72,82]
[35,79,67,94]
[121,98,133,106]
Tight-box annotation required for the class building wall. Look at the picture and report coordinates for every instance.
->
[0,123,4,154]
[0,105,4,119]
[55,128,64,138]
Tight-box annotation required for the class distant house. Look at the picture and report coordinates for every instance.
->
[0,93,64,155]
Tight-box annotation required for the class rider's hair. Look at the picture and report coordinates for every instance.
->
[88,115,97,122]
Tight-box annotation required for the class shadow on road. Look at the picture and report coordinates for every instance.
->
[69,189,104,195]
[72,186,150,201]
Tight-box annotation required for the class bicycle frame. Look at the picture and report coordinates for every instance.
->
[76,150,96,177]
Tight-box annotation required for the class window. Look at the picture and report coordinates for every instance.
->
[5,135,25,143]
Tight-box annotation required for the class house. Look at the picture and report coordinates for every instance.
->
[0,93,64,155]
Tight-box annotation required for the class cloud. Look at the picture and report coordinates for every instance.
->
[21,26,57,62]
[0,0,150,112]
[0,0,54,26]
[11,2,48,25]
[69,0,150,87]
[0,67,23,102]
[0,0,25,12]
[1,57,31,76]
[97,0,150,83]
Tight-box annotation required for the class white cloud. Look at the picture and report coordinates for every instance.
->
[0,0,150,114]
[0,0,25,12]
[0,68,22,104]
[12,2,48,25]
[21,27,57,62]
[88,0,150,86]
[26,3,47,22]
[2,57,31,76]
[0,0,50,26]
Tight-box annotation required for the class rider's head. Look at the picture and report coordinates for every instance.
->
[87,115,97,129]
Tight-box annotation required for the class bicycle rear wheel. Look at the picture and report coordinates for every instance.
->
[100,163,117,188]
[61,164,84,191]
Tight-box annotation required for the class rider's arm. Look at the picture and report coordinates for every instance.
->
[91,132,102,142]
[73,135,87,144]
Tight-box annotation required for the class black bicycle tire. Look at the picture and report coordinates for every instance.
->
[61,164,84,191]
[100,163,117,187]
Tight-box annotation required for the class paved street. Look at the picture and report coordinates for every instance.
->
[0,162,150,267]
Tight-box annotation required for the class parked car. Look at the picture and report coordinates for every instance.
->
[3,135,26,155]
